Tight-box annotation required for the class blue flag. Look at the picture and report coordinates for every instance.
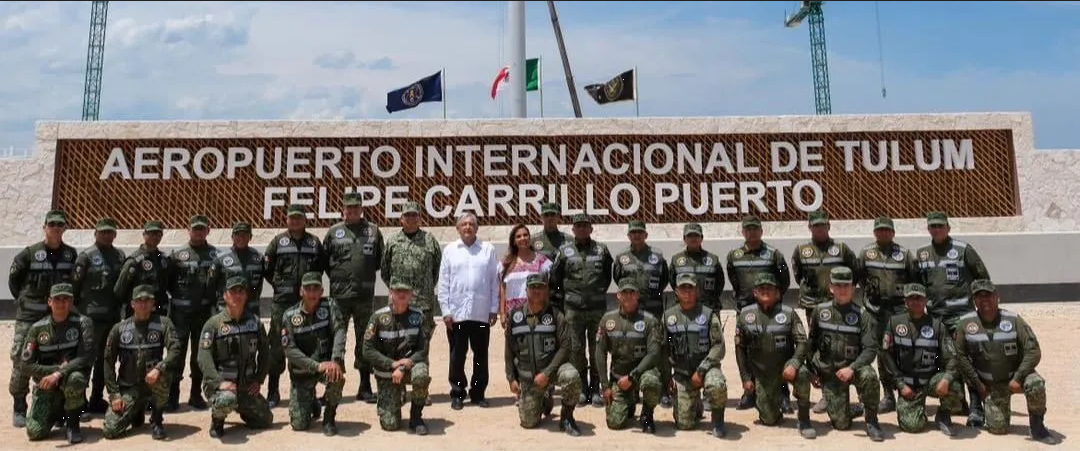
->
[386,70,443,114]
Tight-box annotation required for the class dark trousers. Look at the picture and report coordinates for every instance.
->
[448,320,491,401]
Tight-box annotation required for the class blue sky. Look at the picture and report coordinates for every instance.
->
[2,0,1079,156]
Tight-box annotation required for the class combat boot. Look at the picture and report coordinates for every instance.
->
[12,396,27,428]
[266,375,281,408]
[965,393,984,428]
[640,408,656,434]
[150,406,166,440]
[797,403,817,439]
[660,395,673,409]
[864,411,884,442]
[188,380,207,410]
[710,409,727,438]
[65,410,85,444]
[209,418,225,438]
[322,406,338,436]
[812,395,828,414]
[542,391,554,417]
[165,382,180,412]
[408,404,428,436]
[132,405,146,428]
[780,384,794,414]
[1030,414,1059,444]
[935,410,955,437]
[87,395,109,414]
[736,390,755,410]
[559,405,582,437]
[879,391,896,413]
[358,370,377,404]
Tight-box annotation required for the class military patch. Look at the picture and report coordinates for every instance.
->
[64,250,73,261]
[865,249,879,260]
[563,248,576,258]
[946,249,959,259]
[335,229,346,239]
[409,313,421,326]
[532,241,543,251]
[920,325,934,339]
[21,341,34,361]
[200,338,212,349]
[148,330,161,343]
[619,255,631,265]
[733,249,744,259]
[894,324,909,337]
[316,307,329,320]
[141,260,152,271]
[120,329,134,344]
[702,257,712,266]
[677,257,687,266]
[819,310,832,322]
[178,251,190,261]
[759,249,771,259]
[919,250,930,260]
[775,313,787,324]
[667,315,678,326]
[91,255,103,266]
[9,264,16,275]
[605,319,616,331]
[999,320,1014,332]
[279,237,290,246]
[281,334,290,347]
[209,250,217,259]
[305,238,315,247]
[800,247,813,258]
[220,324,232,335]
[512,311,524,323]
[65,328,78,342]
[37,331,51,344]
[696,314,707,325]
[828,246,840,257]
[648,254,659,265]
[541,314,553,325]
[964,322,979,335]
[744,312,757,324]
[34,250,46,261]
[633,320,645,332]
[844,312,859,325]
[892,251,905,261]
[203,331,212,340]
[363,325,375,341]
[379,314,392,326]
[222,256,235,267]
[290,314,304,327]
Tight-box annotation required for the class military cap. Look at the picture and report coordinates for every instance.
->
[571,214,591,225]
[143,221,164,232]
[526,272,549,287]
[44,210,68,225]
[343,191,363,207]
[617,279,639,292]
[301,272,323,287]
[95,217,118,232]
[225,277,248,290]
[232,222,252,234]
[873,216,895,231]
[50,283,74,298]
[389,277,413,291]
[675,273,697,287]
[808,210,830,226]
[541,202,560,215]
[402,202,422,215]
[287,204,306,218]
[741,215,761,228]
[132,284,156,301]
[190,214,210,229]
[754,273,778,287]
[683,223,703,237]
[628,220,647,233]
[829,266,854,285]
[971,279,996,295]
[927,211,949,226]
[903,283,927,298]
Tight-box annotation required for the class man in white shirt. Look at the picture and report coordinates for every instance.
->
[438,213,500,410]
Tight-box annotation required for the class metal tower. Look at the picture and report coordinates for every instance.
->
[785,1,832,115]
[82,1,108,121]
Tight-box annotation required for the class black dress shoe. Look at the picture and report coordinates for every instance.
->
[451,398,465,410]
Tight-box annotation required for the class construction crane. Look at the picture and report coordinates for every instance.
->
[784,1,831,115]
[82,1,108,121]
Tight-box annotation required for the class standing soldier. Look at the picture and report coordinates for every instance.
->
[550,214,612,407]
[804,267,884,441]
[853,216,918,414]
[669,223,724,311]
[207,222,265,318]
[361,279,432,435]
[916,211,991,422]
[733,273,816,439]
[323,192,384,403]
[664,273,728,437]
[952,280,1058,444]
[164,215,218,412]
[880,283,963,436]
[264,204,325,407]
[531,202,572,309]
[197,277,273,439]
[281,273,346,435]
[18,283,93,443]
[114,221,170,317]
[595,280,663,433]
[725,215,790,412]
[504,273,582,436]
[8,209,78,428]
[72,217,126,416]
[101,285,182,440]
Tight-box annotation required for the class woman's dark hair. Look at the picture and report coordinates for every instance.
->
[502,223,530,276]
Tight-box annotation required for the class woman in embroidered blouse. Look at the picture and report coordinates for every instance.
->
[498,223,554,328]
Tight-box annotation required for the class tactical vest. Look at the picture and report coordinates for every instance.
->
[886,314,945,387]
[532,230,570,262]
[507,306,561,380]
[737,304,797,372]
[795,241,849,305]
[859,243,913,314]
[558,241,610,310]
[957,310,1022,383]
[114,315,168,386]
[75,245,125,320]
[670,250,723,307]
[210,314,263,385]
[917,240,976,319]
[212,248,264,314]
[665,306,715,379]
[728,244,780,309]
[599,310,654,378]
[24,314,87,367]
[812,302,868,372]
[14,242,78,322]
[368,306,424,378]
[268,233,321,305]
[123,248,170,308]
[284,300,336,364]
[613,247,665,313]
[325,221,381,298]
[170,244,218,310]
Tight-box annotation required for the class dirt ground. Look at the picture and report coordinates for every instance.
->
[0,302,1074,450]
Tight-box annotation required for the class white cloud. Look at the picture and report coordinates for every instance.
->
[1,0,1079,153]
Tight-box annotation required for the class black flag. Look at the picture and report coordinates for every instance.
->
[584,69,635,105]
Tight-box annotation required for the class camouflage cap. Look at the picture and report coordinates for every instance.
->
[675,273,697,287]
[50,283,74,298]
[44,209,68,225]
[927,211,949,226]
[683,223,703,237]
[873,216,895,231]
[232,222,252,234]
[627,220,647,233]
[971,279,996,295]
[389,277,413,291]
[190,214,210,229]
[741,215,761,228]
[808,210,830,226]
[301,272,323,287]
[754,273,778,287]
[343,191,363,206]
[287,204,306,218]
[95,217,118,232]
[541,202,560,215]
[143,221,164,233]
[402,202,422,215]
[571,214,591,225]
[132,284,156,301]
[225,276,248,290]
[829,266,854,285]
[903,283,927,298]
[526,272,549,287]
[617,279,639,292]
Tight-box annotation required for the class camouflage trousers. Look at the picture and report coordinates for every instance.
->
[518,363,581,429]
[268,303,291,377]
[753,370,812,426]
[374,362,431,431]
[8,321,33,398]
[289,372,345,431]
[605,368,662,430]
[895,372,963,433]
[26,372,88,441]
[801,365,880,430]
[672,368,727,430]
[208,388,274,428]
[565,308,604,394]
[335,296,375,372]
[983,372,1047,435]
[102,378,172,439]
[170,307,211,385]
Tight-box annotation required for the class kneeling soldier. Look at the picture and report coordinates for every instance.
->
[19,283,93,443]
[881,283,963,436]
[281,272,347,435]
[734,274,816,438]
[596,280,663,433]
[665,273,728,437]
[505,273,583,436]
[197,277,273,439]
[362,278,432,435]
[102,285,181,440]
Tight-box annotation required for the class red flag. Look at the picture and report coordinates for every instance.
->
[490,66,510,100]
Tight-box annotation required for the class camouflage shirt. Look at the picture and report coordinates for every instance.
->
[8,241,78,322]
[915,238,991,322]
[792,239,858,309]
[854,242,917,315]
[612,246,668,314]
[380,229,441,312]
[594,308,662,390]
[669,248,725,310]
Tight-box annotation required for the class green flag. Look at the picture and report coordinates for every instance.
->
[525,58,540,92]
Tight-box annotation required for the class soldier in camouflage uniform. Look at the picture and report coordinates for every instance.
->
[101,285,181,440]
[952,280,1057,444]
[281,273,347,435]
[880,283,963,436]
[207,222,265,318]
[18,283,93,443]
[504,273,582,436]
[725,215,791,412]
[322,192,384,403]
[803,267,884,441]
[916,211,991,421]
[72,217,126,416]
[8,209,78,427]
[380,202,441,346]
[197,277,273,439]
[531,202,572,309]
[664,273,728,437]
[611,220,670,408]
[734,273,816,439]
[361,279,432,435]
[595,280,663,433]
[853,216,918,414]
[114,221,170,318]
[550,214,612,407]
[264,204,325,407]
[164,215,218,411]
[669,223,724,311]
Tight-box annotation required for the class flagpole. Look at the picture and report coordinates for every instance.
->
[633,66,640,117]
[539,56,545,118]
[442,67,447,119]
